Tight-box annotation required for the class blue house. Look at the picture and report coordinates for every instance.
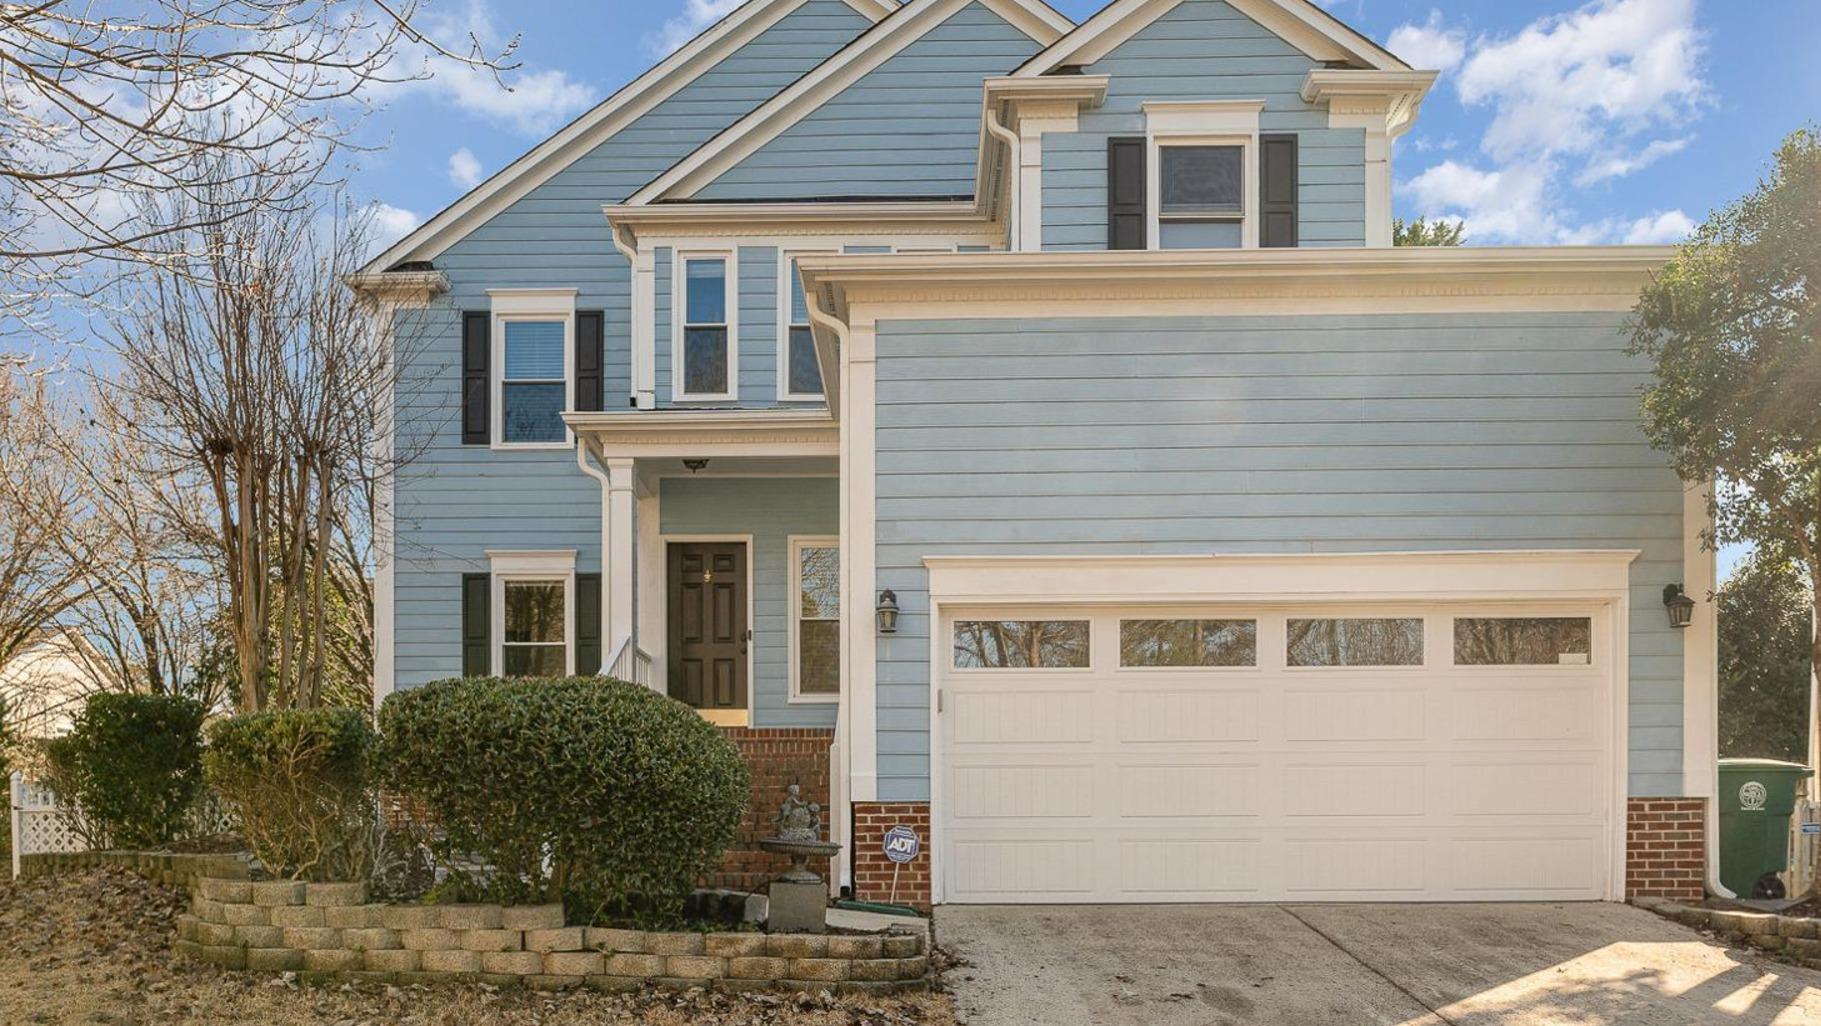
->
[351,0,1716,910]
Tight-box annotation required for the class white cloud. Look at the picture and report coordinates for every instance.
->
[393,0,597,136]
[1387,11,1467,74]
[369,203,422,247]
[646,0,743,59]
[1396,0,1709,245]
[448,147,484,189]
[1574,136,1690,186]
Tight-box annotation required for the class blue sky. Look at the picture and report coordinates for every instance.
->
[353,0,1821,251]
[349,0,1801,577]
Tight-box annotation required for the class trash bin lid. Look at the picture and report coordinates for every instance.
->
[1719,758,1812,772]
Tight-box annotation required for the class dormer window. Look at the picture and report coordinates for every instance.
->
[1158,145,1245,249]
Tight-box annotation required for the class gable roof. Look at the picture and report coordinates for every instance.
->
[1014,0,1409,77]
[359,0,898,273]
[626,0,1074,205]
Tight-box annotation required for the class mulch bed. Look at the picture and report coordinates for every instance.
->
[0,869,957,1026]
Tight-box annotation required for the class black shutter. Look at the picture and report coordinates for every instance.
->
[460,572,490,677]
[1260,133,1299,248]
[461,311,489,445]
[574,311,604,413]
[576,573,602,675]
[1107,137,1147,251]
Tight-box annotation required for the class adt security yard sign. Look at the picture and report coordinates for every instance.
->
[883,825,921,864]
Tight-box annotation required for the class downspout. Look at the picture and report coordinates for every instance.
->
[984,103,1019,251]
[803,293,854,894]
[608,222,647,409]
[575,438,613,672]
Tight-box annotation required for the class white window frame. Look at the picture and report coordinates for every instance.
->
[672,250,739,403]
[487,549,576,677]
[1143,100,1264,251]
[488,288,577,450]
[777,250,837,402]
[787,535,841,703]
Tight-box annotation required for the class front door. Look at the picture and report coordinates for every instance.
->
[667,542,748,713]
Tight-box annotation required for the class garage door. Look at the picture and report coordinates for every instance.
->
[937,604,1615,903]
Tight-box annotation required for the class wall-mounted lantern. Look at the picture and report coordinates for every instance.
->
[1663,583,1696,629]
[876,589,900,635]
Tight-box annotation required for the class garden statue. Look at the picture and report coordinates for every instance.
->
[759,783,841,933]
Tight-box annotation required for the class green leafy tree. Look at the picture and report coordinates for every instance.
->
[1394,216,1465,246]
[1720,553,1814,761]
[1629,126,1821,748]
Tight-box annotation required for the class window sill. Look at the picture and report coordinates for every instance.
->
[786,693,841,705]
[489,441,573,452]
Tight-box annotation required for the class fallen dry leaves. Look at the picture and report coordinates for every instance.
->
[0,869,958,1026]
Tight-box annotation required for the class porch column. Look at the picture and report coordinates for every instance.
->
[606,457,637,663]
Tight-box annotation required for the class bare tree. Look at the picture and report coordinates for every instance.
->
[1,0,516,325]
[0,365,92,671]
[104,165,415,712]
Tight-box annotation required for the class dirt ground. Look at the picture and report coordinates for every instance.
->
[0,869,958,1026]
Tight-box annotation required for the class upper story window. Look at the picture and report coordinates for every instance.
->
[485,288,576,449]
[780,254,827,401]
[1158,145,1244,249]
[677,253,736,401]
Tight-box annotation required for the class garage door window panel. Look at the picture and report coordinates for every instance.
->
[1120,618,1256,668]
[1454,617,1593,666]
[1287,617,1424,667]
[953,620,1089,670]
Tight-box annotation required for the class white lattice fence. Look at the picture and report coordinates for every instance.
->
[10,772,87,878]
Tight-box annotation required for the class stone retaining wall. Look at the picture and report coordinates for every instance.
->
[16,850,252,889]
[174,878,929,993]
[1634,898,1821,970]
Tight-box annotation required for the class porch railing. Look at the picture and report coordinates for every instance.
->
[606,639,654,687]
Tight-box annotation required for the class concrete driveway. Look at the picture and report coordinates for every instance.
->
[937,903,1821,1025]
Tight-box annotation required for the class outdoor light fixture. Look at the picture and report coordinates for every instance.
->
[1663,583,1696,629]
[876,589,899,634]
[682,459,709,474]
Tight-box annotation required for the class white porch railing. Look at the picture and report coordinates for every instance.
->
[1792,797,1821,899]
[10,771,85,878]
[606,639,654,687]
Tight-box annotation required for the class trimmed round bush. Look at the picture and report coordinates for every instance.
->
[377,677,749,918]
[44,692,206,849]
[204,707,376,881]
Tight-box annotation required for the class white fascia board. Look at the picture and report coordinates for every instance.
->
[628,0,1073,205]
[1014,0,1406,78]
[357,0,895,274]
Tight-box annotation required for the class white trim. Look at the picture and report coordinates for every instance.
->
[1013,0,1406,79]
[1682,481,1718,801]
[661,533,758,727]
[1144,101,1264,251]
[672,250,740,403]
[839,315,879,802]
[358,0,896,272]
[565,409,838,459]
[489,289,578,449]
[778,249,839,401]
[628,0,1071,204]
[788,535,843,704]
[1302,71,1436,248]
[486,549,578,678]
[921,548,1637,906]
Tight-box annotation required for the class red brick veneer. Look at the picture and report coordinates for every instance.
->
[708,727,835,892]
[851,802,932,912]
[1626,797,1707,902]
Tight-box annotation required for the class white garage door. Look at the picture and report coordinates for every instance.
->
[937,604,1616,903]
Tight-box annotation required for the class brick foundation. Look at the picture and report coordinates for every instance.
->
[709,728,835,893]
[851,803,931,912]
[1626,797,1707,902]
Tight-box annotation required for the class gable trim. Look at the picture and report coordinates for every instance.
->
[1014,0,1408,78]
[358,0,896,274]
[627,0,1073,205]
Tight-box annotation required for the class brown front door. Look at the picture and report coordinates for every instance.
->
[667,542,747,711]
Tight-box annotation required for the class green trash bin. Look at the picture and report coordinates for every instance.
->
[1718,758,1812,898]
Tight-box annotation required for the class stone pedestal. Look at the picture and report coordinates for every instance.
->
[767,881,827,934]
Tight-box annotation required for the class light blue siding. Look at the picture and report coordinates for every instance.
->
[660,477,839,728]
[697,2,1044,200]
[871,312,1686,800]
[1041,0,1368,251]
[389,1,869,690]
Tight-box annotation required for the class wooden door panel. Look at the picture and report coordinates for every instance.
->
[668,542,747,711]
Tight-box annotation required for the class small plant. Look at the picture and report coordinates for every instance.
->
[43,693,206,849]
[378,676,749,922]
[204,707,377,881]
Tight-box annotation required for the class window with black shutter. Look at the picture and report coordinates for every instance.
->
[1107,137,1147,250]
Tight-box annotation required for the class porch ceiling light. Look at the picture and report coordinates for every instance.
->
[876,589,899,635]
[1663,583,1696,629]
[683,458,709,473]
